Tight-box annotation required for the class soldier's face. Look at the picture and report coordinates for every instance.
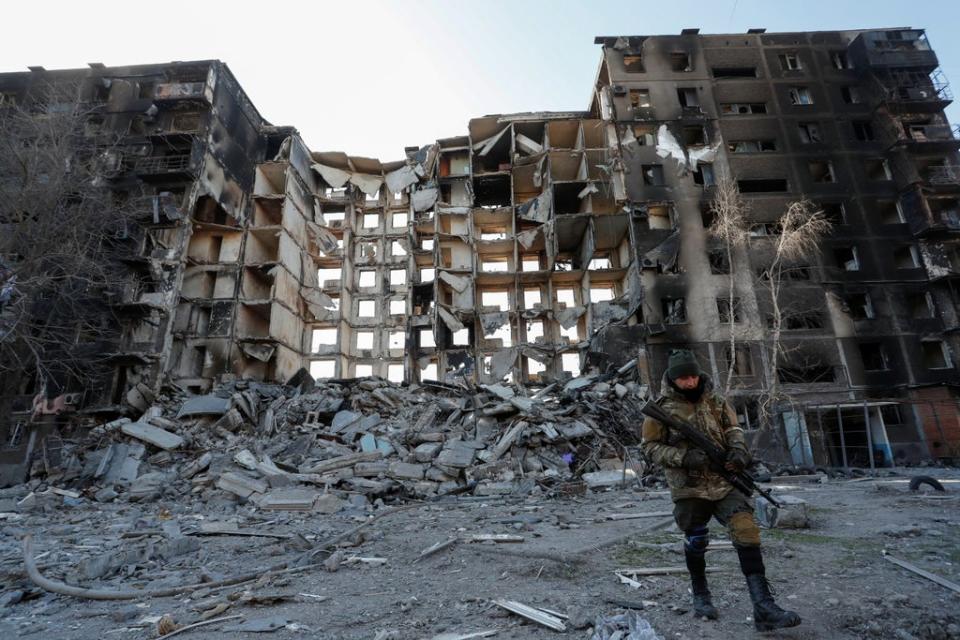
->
[674,374,700,390]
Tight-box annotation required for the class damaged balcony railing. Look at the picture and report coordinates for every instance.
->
[925,165,960,186]
[133,154,195,176]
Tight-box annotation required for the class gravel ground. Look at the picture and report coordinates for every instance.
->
[2,468,959,639]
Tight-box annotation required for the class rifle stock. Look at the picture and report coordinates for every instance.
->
[640,400,781,508]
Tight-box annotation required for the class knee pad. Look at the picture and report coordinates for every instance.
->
[728,511,761,547]
[684,525,710,554]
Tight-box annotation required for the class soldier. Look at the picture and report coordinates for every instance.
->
[641,349,801,631]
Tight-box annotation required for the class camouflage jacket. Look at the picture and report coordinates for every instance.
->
[641,374,747,502]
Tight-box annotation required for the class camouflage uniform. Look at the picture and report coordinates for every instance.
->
[641,373,760,547]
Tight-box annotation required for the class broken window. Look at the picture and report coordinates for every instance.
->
[420,267,434,282]
[693,164,716,187]
[521,256,542,272]
[391,240,407,257]
[623,54,645,72]
[481,258,509,272]
[642,164,665,186]
[420,329,436,348]
[561,352,581,376]
[789,86,814,105]
[749,222,780,236]
[859,342,889,371]
[921,340,952,369]
[365,189,380,203]
[647,204,674,229]
[630,89,652,109]
[821,202,846,225]
[527,357,546,378]
[717,298,742,323]
[591,286,616,302]
[737,179,788,193]
[387,364,404,383]
[482,290,510,311]
[392,213,408,228]
[893,245,921,269]
[865,158,893,181]
[728,139,778,153]
[835,246,860,271]
[662,297,687,324]
[841,86,863,104]
[311,328,338,351]
[724,345,754,376]
[355,364,373,377]
[677,88,700,108]
[634,124,656,145]
[708,249,730,274]
[317,267,342,287]
[421,238,434,251]
[778,53,802,71]
[363,214,379,229]
[525,319,545,343]
[907,291,935,318]
[720,102,766,114]
[670,52,692,71]
[588,256,612,270]
[388,331,404,349]
[452,328,470,346]
[798,122,822,143]
[356,331,375,350]
[809,160,836,183]
[712,67,757,78]
[875,199,905,225]
[523,287,541,309]
[358,270,377,288]
[844,293,875,320]
[852,120,874,141]
[778,362,834,383]
[390,269,406,286]
[783,312,824,330]
[421,363,438,381]
[682,126,707,146]
[831,51,852,69]
[309,359,335,379]
[358,300,376,317]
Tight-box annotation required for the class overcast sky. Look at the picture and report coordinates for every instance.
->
[3,0,958,160]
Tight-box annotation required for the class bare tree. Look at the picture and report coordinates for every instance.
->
[757,199,832,426]
[0,80,144,401]
[708,177,749,395]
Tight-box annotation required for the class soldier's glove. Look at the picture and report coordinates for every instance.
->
[724,447,751,473]
[681,449,709,470]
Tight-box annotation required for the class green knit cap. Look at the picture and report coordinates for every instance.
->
[667,349,701,380]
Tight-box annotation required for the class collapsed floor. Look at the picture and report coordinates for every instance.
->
[1,372,959,638]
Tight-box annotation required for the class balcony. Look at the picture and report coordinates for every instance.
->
[858,30,939,70]
[153,81,211,104]
[875,68,954,113]
[889,123,960,153]
[925,165,960,186]
[133,154,197,178]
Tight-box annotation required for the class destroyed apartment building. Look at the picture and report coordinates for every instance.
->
[1,27,960,486]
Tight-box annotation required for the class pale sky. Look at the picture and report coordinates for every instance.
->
[3,0,958,160]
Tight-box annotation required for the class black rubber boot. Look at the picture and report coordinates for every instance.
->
[685,548,718,620]
[745,574,802,631]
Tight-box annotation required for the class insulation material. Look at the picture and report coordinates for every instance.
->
[412,187,439,212]
[687,143,720,173]
[349,173,384,196]
[481,311,509,334]
[302,287,337,319]
[655,124,721,174]
[306,222,339,255]
[517,225,542,250]
[518,187,552,223]
[641,231,681,271]
[556,306,585,330]
[473,127,509,156]
[578,183,600,199]
[312,163,350,188]
[384,165,419,194]
[240,342,277,362]
[438,307,465,333]
[515,133,543,155]
[438,271,471,293]
[487,348,517,381]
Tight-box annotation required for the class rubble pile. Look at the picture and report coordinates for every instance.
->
[11,372,649,513]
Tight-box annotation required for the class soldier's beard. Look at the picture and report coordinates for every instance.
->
[670,377,705,403]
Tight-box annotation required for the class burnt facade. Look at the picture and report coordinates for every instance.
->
[1,28,959,476]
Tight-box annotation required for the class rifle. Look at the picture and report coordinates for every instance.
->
[640,399,781,507]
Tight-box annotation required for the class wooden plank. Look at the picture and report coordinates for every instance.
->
[885,555,960,594]
[415,538,459,563]
[466,534,524,543]
[604,511,673,521]
[493,599,566,632]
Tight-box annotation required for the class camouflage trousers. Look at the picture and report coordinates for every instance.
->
[673,490,761,547]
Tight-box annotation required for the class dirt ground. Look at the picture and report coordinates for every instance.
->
[2,468,959,640]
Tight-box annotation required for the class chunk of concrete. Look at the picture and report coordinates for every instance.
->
[216,472,268,498]
[413,442,442,463]
[121,422,184,451]
[436,441,476,469]
[177,395,230,418]
[755,494,809,529]
[582,469,636,489]
[388,462,426,481]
